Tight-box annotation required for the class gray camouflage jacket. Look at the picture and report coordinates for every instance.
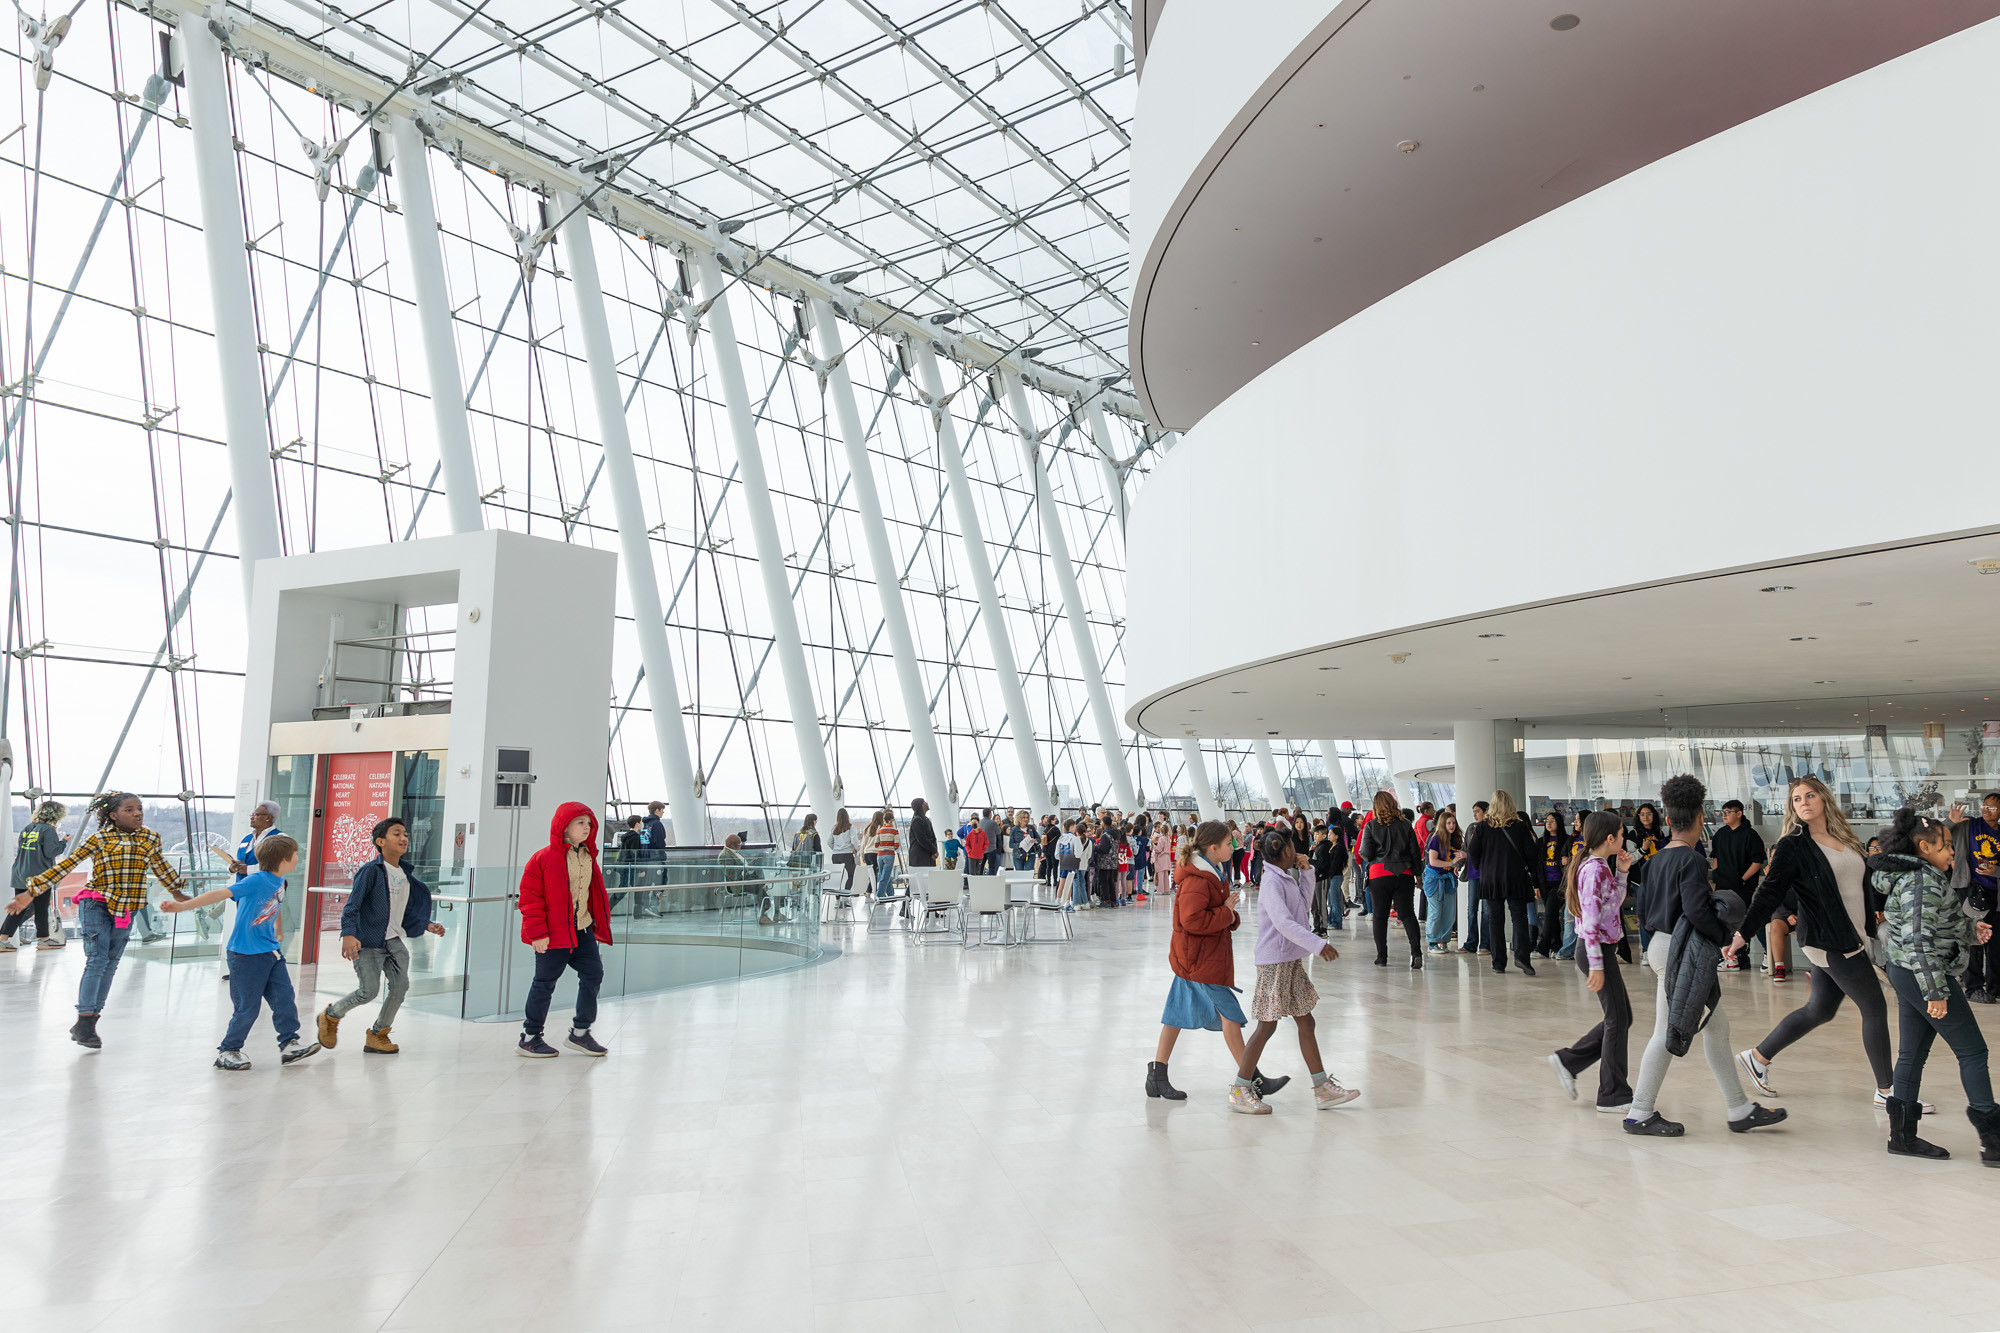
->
[1876,852,1979,1001]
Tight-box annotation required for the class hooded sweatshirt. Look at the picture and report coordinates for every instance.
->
[519,801,613,949]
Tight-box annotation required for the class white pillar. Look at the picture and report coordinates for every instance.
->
[1453,720,1498,945]
[558,198,704,836]
[1317,740,1355,811]
[913,341,1050,815]
[1251,738,1286,812]
[1082,396,1127,533]
[1180,736,1221,821]
[809,298,951,828]
[390,115,483,535]
[1004,371,1136,812]
[183,17,282,605]
[693,251,838,829]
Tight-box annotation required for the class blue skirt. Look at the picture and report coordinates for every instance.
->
[1161,976,1245,1031]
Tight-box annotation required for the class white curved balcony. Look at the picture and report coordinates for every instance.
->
[1128,0,2000,432]
[1125,18,2000,739]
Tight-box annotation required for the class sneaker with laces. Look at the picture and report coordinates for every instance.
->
[1872,1088,1935,1114]
[35,937,64,949]
[518,1033,559,1058]
[565,1029,608,1057]
[0,939,15,952]
[1736,1048,1777,1097]
[1313,1080,1360,1109]
[1228,1084,1271,1115]
[213,1048,251,1071]
[279,1039,322,1066]
[1549,1053,1577,1101]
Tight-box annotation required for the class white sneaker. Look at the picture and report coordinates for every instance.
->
[1596,1103,1632,1115]
[1314,1079,1360,1109]
[279,1039,322,1066]
[1549,1052,1577,1101]
[1228,1084,1271,1115]
[213,1048,251,1071]
[1872,1088,1936,1114]
[1736,1049,1776,1097]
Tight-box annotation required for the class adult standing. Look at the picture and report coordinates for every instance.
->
[217,800,286,975]
[1727,776,1896,1109]
[641,800,669,907]
[1710,799,1767,973]
[1459,800,1490,954]
[1091,819,1122,907]
[1954,792,2000,1003]
[1,799,68,951]
[1466,791,1539,976]
[980,809,1004,878]
[1356,791,1423,969]
[906,798,938,868]
[826,809,859,896]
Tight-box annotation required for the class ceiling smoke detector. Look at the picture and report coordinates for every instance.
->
[1396,139,1420,153]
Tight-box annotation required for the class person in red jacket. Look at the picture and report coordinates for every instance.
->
[1147,820,1249,1101]
[517,801,614,1058]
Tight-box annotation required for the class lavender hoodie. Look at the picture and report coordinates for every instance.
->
[1256,861,1326,965]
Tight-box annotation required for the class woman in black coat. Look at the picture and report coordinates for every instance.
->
[1357,790,1425,969]
[1465,789,1540,976]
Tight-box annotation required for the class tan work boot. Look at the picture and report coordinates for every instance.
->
[364,1026,399,1054]
[316,1005,340,1049]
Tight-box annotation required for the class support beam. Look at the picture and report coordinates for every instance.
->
[808,299,951,829]
[913,340,1050,815]
[1453,721,1498,948]
[1180,736,1221,822]
[390,114,484,534]
[1251,738,1286,813]
[558,197,704,838]
[692,250,838,829]
[1081,396,1127,534]
[1004,371,1136,813]
[1317,740,1356,813]
[182,19,283,606]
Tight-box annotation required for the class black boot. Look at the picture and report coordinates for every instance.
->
[69,1014,101,1050]
[1967,1104,2000,1167]
[1251,1069,1290,1098]
[1887,1096,1950,1159]
[1145,1061,1187,1101]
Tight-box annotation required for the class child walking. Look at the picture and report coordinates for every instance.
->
[317,817,444,1055]
[1550,811,1635,1112]
[1230,828,1362,1114]
[517,802,615,1058]
[161,834,321,1070]
[1150,820,1250,1100]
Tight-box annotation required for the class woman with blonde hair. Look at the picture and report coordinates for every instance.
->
[1727,775,1901,1113]
[1465,790,1541,976]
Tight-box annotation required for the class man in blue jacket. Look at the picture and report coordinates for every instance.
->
[316,817,442,1055]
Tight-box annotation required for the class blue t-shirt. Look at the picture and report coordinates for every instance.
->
[1972,818,2000,891]
[226,869,287,955]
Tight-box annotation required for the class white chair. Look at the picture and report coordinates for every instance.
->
[865,858,915,928]
[912,868,963,944]
[963,874,1014,948]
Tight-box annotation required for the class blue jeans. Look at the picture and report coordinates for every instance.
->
[522,929,604,1038]
[221,950,300,1051]
[76,898,132,1014]
[1421,869,1456,945]
[1887,963,1995,1113]
[1328,873,1345,930]
[1558,913,1578,959]
[875,856,897,897]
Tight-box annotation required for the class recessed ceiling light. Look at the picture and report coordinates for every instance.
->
[1318,666,1339,671]
[1478,633,1505,639]
[1487,658,1500,662]
[1550,13,1581,30]
[1761,586,1794,593]
[1397,139,1420,153]
[1856,601,1873,607]
[1230,690,1248,694]
[1250,340,1261,347]
[1790,636,1817,642]
[1621,676,1632,681]
[1906,639,1920,643]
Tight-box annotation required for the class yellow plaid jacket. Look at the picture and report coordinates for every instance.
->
[29,825,184,916]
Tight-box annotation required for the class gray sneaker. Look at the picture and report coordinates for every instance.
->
[214,1048,251,1071]
[279,1039,322,1066]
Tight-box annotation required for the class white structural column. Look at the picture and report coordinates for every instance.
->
[558,198,704,835]
[1081,396,1127,533]
[1453,720,1498,946]
[1003,371,1137,812]
[182,18,283,605]
[1180,736,1221,822]
[389,115,483,535]
[1251,738,1286,811]
[1317,740,1356,810]
[808,298,951,828]
[692,251,837,828]
[912,340,1050,815]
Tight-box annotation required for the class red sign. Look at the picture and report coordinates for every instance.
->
[316,751,394,917]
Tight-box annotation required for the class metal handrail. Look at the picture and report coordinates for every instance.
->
[299,869,835,905]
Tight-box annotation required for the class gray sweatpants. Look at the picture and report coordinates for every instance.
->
[327,937,410,1030]
[1629,933,1749,1118]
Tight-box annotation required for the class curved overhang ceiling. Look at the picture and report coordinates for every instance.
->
[1128,0,2000,430]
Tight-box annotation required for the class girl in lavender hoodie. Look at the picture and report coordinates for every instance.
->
[1230,829,1364,1114]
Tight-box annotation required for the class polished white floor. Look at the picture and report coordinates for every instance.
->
[5,899,2000,1333]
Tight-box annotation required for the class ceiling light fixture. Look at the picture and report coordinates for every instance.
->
[829,270,860,284]
[929,312,958,325]
[1550,13,1581,30]
[717,218,747,234]
[1396,139,1420,153]
[1477,633,1505,639]
[1760,585,1794,593]
[1790,636,1817,642]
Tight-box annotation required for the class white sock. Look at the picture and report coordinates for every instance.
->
[1727,1101,1755,1121]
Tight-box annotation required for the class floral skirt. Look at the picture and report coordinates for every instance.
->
[1250,957,1319,1022]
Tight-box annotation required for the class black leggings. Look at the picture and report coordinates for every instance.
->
[1755,947,1893,1089]
[1,890,51,939]
[1886,963,1995,1112]
[1556,949,1633,1108]
[832,853,857,894]
[1371,874,1421,962]
[1486,898,1532,971]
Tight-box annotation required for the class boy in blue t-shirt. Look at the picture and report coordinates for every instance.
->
[162,833,321,1070]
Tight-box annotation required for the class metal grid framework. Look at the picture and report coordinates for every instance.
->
[0,0,1397,844]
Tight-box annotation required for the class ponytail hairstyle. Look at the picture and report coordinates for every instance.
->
[93,791,141,831]
[1181,818,1232,868]
[1564,809,1628,919]
[1878,806,1950,860]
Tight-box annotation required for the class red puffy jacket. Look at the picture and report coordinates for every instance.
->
[1169,861,1239,986]
[519,801,614,948]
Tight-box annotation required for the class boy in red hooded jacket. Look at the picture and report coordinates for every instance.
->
[517,802,614,1058]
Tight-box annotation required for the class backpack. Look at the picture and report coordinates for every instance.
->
[964,825,989,860]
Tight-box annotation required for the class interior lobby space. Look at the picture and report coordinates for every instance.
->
[8,906,2000,1333]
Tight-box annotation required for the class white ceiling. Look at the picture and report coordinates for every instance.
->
[1134,532,2000,740]
[1129,0,2000,430]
